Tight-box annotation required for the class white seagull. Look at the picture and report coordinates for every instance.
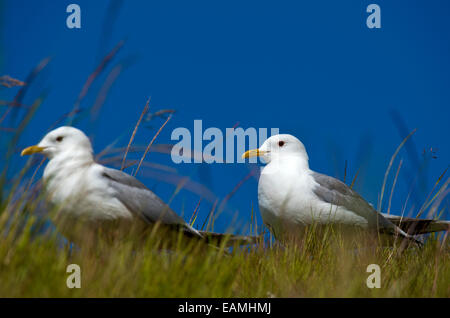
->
[242,134,449,243]
[22,126,256,247]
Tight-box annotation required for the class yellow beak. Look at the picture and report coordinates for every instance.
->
[242,149,263,159]
[21,145,45,156]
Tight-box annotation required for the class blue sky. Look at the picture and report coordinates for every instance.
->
[1,0,449,234]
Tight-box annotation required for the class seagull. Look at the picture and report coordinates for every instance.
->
[22,126,256,247]
[242,134,449,244]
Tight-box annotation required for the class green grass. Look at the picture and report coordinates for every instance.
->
[0,119,448,298]
[0,118,448,299]
[1,55,448,298]
[0,207,448,297]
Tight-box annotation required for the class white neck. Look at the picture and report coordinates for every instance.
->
[264,154,310,174]
[43,151,94,182]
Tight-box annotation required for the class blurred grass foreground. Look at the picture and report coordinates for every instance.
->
[0,53,449,298]
[0,210,448,297]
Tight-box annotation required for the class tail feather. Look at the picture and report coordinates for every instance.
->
[198,230,260,247]
[382,214,450,235]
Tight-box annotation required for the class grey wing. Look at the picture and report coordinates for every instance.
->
[311,172,397,232]
[102,167,201,237]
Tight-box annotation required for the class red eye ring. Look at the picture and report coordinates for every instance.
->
[278,141,285,147]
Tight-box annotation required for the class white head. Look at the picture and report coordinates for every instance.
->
[242,134,309,166]
[21,126,93,161]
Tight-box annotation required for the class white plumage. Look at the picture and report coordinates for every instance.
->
[22,126,257,246]
[243,134,449,242]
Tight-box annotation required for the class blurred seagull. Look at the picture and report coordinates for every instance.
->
[22,126,256,247]
[242,134,449,244]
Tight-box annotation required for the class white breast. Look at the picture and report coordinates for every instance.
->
[43,160,133,222]
[258,162,316,227]
[258,159,368,235]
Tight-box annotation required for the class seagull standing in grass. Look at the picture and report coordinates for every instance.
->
[22,126,255,247]
[242,134,449,243]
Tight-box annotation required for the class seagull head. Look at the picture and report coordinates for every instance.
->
[242,134,309,165]
[21,126,93,160]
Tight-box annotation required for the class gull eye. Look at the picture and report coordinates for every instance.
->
[278,141,285,147]
[56,136,64,142]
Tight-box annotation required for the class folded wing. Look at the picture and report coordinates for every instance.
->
[102,167,202,237]
[102,167,259,246]
[311,172,398,232]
